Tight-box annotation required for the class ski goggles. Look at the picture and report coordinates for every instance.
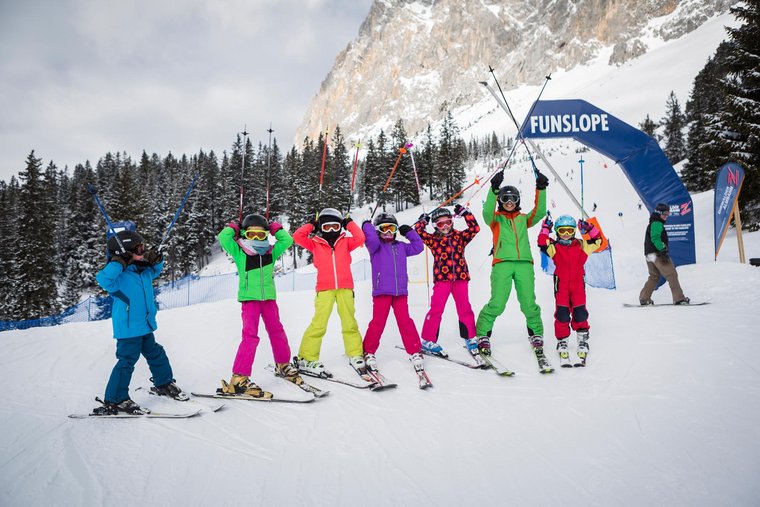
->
[377,223,398,234]
[434,218,452,229]
[556,227,576,235]
[321,222,341,233]
[243,229,268,240]
[498,195,519,205]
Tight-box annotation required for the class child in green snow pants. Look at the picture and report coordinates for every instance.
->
[298,289,363,361]
[476,261,543,337]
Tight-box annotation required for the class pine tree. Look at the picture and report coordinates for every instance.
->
[661,92,687,165]
[435,111,466,202]
[639,114,659,137]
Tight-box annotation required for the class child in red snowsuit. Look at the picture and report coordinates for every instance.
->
[537,214,600,364]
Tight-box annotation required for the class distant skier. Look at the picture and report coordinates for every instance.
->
[93,229,187,415]
[639,203,690,305]
[475,169,550,370]
[592,202,597,212]
[216,213,301,399]
[293,208,366,377]
[537,214,601,366]
[413,204,480,357]
[361,213,428,382]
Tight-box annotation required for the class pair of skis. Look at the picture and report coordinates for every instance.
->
[407,346,516,377]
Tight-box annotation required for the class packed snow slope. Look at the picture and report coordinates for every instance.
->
[3,11,760,507]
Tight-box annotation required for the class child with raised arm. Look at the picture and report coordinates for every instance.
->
[292,208,366,378]
[537,214,601,366]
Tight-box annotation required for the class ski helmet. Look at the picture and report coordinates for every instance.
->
[498,186,520,206]
[242,213,269,230]
[373,212,398,227]
[554,215,576,233]
[318,207,343,228]
[430,207,452,222]
[107,230,144,256]
[654,203,670,215]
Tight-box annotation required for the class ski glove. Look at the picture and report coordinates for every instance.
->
[145,248,163,266]
[454,204,467,216]
[535,170,549,190]
[540,217,553,237]
[342,217,352,228]
[399,224,412,236]
[227,220,241,237]
[269,222,283,235]
[491,170,504,191]
[418,213,430,224]
[577,220,591,234]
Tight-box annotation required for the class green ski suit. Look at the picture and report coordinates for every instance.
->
[476,186,546,337]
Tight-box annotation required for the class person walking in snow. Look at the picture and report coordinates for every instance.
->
[413,204,480,357]
[216,213,302,400]
[475,170,549,364]
[293,208,366,377]
[537,214,601,366]
[93,229,187,415]
[639,203,690,305]
[361,213,425,372]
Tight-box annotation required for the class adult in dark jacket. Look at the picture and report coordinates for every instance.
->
[639,203,689,305]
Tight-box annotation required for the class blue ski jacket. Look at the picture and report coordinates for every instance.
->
[96,260,163,339]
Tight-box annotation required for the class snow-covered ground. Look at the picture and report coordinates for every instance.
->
[3,10,760,507]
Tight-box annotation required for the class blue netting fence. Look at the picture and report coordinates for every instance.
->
[0,259,373,333]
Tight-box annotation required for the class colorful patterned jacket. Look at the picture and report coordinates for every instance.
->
[414,211,479,282]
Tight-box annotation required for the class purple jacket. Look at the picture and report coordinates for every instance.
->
[362,221,424,297]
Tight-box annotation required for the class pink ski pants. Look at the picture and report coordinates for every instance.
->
[232,300,291,376]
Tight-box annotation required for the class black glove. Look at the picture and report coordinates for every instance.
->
[491,170,504,191]
[145,247,163,266]
[418,213,430,224]
[309,218,319,229]
[342,217,352,228]
[535,170,549,190]
[454,204,466,216]
[399,224,412,236]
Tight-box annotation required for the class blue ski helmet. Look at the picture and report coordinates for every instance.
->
[554,215,576,233]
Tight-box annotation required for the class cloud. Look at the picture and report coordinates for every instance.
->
[0,0,372,181]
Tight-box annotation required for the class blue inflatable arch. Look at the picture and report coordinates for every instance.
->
[520,99,696,267]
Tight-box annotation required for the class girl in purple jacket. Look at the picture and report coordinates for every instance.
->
[361,213,425,370]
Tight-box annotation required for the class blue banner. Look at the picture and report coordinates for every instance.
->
[520,99,696,267]
[713,162,745,259]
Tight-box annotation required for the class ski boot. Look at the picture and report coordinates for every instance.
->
[639,298,654,306]
[421,339,446,357]
[363,353,378,369]
[296,357,332,378]
[529,335,554,374]
[410,352,432,389]
[674,297,690,305]
[151,380,190,401]
[575,330,590,367]
[477,336,492,356]
[93,397,149,415]
[218,374,273,399]
[275,362,304,386]
[465,337,487,366]
[348,355,366,371]
[557,338,572,368]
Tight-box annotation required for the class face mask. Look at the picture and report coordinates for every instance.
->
[321,230,340,245]
[557,238,573,246]
[241,239,270,255]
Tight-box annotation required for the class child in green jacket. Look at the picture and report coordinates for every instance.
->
[475,170,549,364]
[217,213,301,399]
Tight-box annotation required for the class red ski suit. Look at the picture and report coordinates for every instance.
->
[538,224,600,340]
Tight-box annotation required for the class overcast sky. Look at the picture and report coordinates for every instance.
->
[0,0,373,183]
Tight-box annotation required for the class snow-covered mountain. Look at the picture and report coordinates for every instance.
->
[295,0,737,144]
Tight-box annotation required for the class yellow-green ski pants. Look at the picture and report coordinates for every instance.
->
[298,289,363,361]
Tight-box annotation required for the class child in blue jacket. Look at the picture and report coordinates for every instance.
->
[92,230,187,415]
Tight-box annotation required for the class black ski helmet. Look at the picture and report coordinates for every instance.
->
[430,207,452,222]
[107,230,144,256]
[654,203,670,215]
[373,212,398,227]
[498,186,521,206]
[318,208,343,228]
[242,213,269,230]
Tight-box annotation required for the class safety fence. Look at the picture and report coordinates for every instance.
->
[0,259,373,333]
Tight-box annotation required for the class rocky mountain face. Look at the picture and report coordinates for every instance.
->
[295,0,736,144]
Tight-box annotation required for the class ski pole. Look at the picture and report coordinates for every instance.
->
[158,172,200,251]
[369,146,407,219]
[265,123,274,220]
[238,126,249,222]
[319,129,329,193]
[406,142,431,304]
[86,184,126,255]
[347,141,361,216]
[579,156,586,218]
[435,177,481,210]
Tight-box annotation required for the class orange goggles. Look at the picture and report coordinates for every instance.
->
[243,229,268,240]
[377,223,397,234]
[434,218,452,229]
[321,222,341,233]
[556,227,575,235]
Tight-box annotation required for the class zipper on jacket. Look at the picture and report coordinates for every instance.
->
[392,243,399,295]
[331,249,339,289]
[511,219,521,259]
[259,256,264,299]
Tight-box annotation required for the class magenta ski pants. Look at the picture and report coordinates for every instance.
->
[363,295,422,355]
[232,300,291,375]
[421,280,476,341]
